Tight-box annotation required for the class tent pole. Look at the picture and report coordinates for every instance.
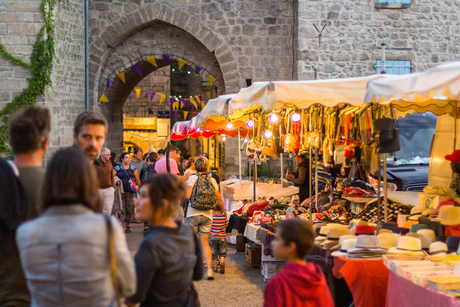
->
[309,147,312,222]
[238,128,242,182]
[377,154,382,234]
[315,148,319,212]
[280,153,284,188]
[384,153,388,223]
[253,161,257,202]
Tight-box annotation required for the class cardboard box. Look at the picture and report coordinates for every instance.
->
[261,261,285,281]
[245,243,261,267]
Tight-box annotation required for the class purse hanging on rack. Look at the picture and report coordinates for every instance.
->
[373,106,401,154]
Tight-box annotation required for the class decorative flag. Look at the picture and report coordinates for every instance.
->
[195,95,201,103]
[183,111,189,119]
[196,65,202,75]
[158,93,165,104]
[174,110,179,119]
[146,55,157,67]
[199,95,203,101]
[133,65,142,77]
[180,100,184,108]
[170,96,175,105]
[208,75,216,85]
[146,91,156,102]
[193,112,199,117]
[117,72,125,83]
[178,58,186,70]
[163,55,170,65]
[201,102,206,109]
[206,92,211,99]
[107,78,112,87]
[180,98,186,108]
[190,97,198,110]
[135,88,142,99]
[99,94,109,102]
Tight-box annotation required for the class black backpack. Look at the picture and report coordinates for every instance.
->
[140,163,157,183]
[190,174,217,211]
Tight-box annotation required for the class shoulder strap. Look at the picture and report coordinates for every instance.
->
[120,164,130,177]
[104,215,122,307]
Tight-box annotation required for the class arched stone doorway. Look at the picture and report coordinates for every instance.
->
[92,20,231,153]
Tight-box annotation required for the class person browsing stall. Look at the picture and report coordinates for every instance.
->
[285,152,311,203]
[264,219,333,307]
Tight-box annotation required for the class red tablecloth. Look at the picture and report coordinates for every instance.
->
[332,257,389,307]
[386,271,460,307]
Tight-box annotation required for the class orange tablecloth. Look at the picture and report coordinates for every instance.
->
[332,257,389,307]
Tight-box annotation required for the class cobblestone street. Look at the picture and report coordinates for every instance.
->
[126,223,265,307]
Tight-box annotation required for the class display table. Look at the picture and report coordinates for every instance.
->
[332,257,389,307]
[386,271,460,307]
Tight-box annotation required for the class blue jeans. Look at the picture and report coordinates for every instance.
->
[210,237,227,259]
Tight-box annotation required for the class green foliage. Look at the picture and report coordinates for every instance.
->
[0,0,56,153]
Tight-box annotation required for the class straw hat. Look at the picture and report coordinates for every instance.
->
[408,205,436,221]
[330,235,357,251]
[347,235,387,254]
[379,229,393,234]
[378,233,399,249]
[388,236,424,256]
[429,242,448,256]
[331,239,357,257]
[321,227,351,250]
[432,206,460,226]
[417,229,436,241]
[430,201,455,216]
[314,226,332,244]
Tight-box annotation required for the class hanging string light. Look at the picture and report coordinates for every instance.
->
[247,119,255,128]
[269,112,279,124]
[291,112,301,123]
[264,130,273,139]
[221,136,227,142]
[226,122,233,130]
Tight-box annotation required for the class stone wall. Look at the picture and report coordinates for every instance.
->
[0,0,43,109]
[0,0,85,159]
[296,0,460,79]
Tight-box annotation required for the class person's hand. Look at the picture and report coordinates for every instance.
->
[116,181,121,186]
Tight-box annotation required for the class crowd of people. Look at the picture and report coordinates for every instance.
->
[0,106,334,307]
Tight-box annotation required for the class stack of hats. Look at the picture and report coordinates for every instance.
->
[320,228,351,250]
[314,226,332,244]
[331,239,357,257]
[431,206,460,226]
[330,235,357,251]
[388,236,425,256]
[378,233,399,250]
[429,242,448,256]
[347,235,388,259]
[408,205,436,221]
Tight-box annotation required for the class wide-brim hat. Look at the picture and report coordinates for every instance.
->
[331,239,357,257]
[321,227,351,249]
[314,226,332,243]
[378,233,399,249]
[347,235,387,254]
[432,206,460,225]
[408,206,436,221]
[388,236,425,256]
[355,225,376,236]
[430,201,455,216]
[429,241,448,255]
[417,229,436,241]
[330,235,357,251]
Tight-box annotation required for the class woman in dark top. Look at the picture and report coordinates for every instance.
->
[286,153,311,203]
[125,174,204,307]
[114,152,140,233]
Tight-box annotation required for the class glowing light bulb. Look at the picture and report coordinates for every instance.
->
[244,138,249,143]
[269,113,279,124]
[264,131,273,139]
[195,127,200,132]
[247,120,255,128]
[221,136,226,142]
[226,123,233,130]
[291,112,301,123]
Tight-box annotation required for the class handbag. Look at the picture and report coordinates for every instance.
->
[104,215,122,307]
[373,117,401,154]
[120,164,137,193]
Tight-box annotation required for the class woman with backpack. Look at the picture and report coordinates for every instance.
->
[16,147,136,307]
[185,156,226,280]
[114,152,141,233]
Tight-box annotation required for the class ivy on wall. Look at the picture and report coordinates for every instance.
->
[0,0,56,152]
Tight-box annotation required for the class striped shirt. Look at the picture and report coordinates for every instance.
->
[210,213,228,239]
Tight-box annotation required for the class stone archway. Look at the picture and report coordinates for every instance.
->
[123,132,150,154]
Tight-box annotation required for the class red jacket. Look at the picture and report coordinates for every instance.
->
[263,262,334,307]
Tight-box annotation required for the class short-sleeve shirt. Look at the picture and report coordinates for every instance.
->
[154,157,179,175]
[186,174,218,220]
[114,164,136,193]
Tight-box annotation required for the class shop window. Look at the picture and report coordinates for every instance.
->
[375,60,412,75]
[375,0,411,9]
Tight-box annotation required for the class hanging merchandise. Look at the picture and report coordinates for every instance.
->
[373,118,401,154]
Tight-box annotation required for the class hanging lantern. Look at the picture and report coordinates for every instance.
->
[221,136,227,142]
[247,119,255,128]
[264,130,273,139]
[291,112,301,123]
[269,112,279,124]
[226,122,233,130]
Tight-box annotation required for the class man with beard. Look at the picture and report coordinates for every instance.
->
[73,111,108,165]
